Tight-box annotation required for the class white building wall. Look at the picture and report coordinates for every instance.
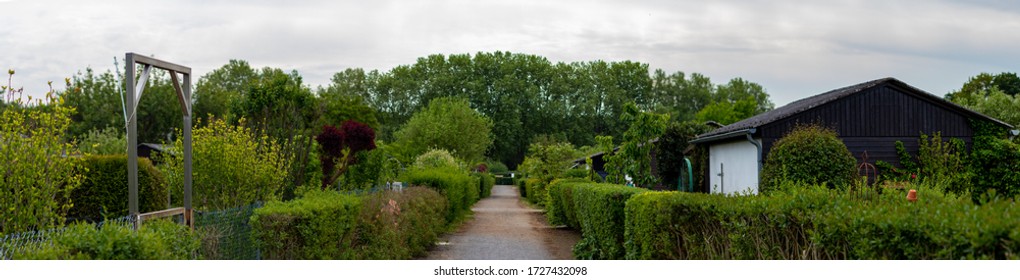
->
[708,139,760,195]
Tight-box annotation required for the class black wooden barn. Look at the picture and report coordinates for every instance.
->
[691,77,1015,194]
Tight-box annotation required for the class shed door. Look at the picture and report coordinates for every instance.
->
[708,139,759,195]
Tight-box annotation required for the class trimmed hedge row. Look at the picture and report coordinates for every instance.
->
[544,178,590,229]
[404,167,479,223]
[354,187,448,259]
[473,172,496,199]
[251,190,362,259]
[523,178,548,206]
[570,183,647,260]
[11,219,200,260]
[250,187,449,259]
[68,155,168,222]
[624,187,1020,260]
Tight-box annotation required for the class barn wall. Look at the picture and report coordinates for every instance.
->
[708,139,760,195]
[760,84,974,168]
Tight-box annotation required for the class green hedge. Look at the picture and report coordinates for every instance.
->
[355,187,448,259]
[69,155,168,222]
[473,172,496,198]
[545,178,590,229]
[403,167,478,223]
[250,187,450,260]
[517,178,527,198]
[524,178,548,206]
[624,187,1020,260]
[571,183,647,260]
[11,219,200,260]
[250,190,363,259]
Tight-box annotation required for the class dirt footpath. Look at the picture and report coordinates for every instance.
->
[424,185,581,260]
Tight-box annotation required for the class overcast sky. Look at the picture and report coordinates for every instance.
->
[3,0,1019,107]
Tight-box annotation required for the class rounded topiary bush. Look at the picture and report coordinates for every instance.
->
[413,148,459,170]
[761,124,856,192]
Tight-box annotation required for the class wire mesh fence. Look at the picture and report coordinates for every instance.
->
[0,183,406,260]
[0,217,132,260]
[194,203,261,260]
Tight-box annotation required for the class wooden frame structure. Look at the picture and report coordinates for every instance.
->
[125,53,193,229]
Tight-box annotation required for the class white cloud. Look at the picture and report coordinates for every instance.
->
[2,0,1019,107]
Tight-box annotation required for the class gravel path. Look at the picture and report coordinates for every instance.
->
[424,185,581,260]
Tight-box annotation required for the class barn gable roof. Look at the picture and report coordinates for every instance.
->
[692,77,1013,143]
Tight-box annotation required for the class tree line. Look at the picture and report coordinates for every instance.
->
[49,52,773,172]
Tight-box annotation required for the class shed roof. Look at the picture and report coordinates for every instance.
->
[693,77,1013,143]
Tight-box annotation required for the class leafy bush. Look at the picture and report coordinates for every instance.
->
[68,155,168,222]
[876,132,972,195]
[486,160,509,174]
[317,120,377,190]
[519,140,579,181]
[607,103,668,188]
[760,124,856,192]
[12,219,200,260]
[623,184,1020,260]
[655,121,712,189]
[403,167,478,223]
[1,101,84,234]
[250,187,448,260]
[473,172,496,198]
[355,187,448,259]
[337,147,400,192]
[77,127,127,155]
[970,120,1020,199]
[250,190,362,259]
[524,178,547,206]
[413,148,459,170]
[563,168,588,179]
[544,178,591,228]
[572,183,647,259]
[160,118,290,210]
[517,177,527,198]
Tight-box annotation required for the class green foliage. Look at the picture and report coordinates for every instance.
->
[335,52,771,168]
[694,78,774,125]
[519,140,579,182]
[947,74,1020,127]
[571,183,648,260]
[76,127,127,155]
[68,155,168,222]
[250,190,362,259]
[544,178,591,229]
[250,187,449,260]
[485,159,509,174]
[970,120,1020,199]
[655,121,712,189]
[194,60,256,124]
[413,148,460,170]
[403,167,479,223]
[1,100,83,235]
[60,67,183,143]
[523,178,547,206]
[876,132,972,195]
[563,168,588,179]
[396,97,493,163]
[12,219,200,260]
[160,118,289,210]
[354,187,448,259]
[605,103,669,188]
[473,172,496,198]
[337,147,400,192]
[624,185,1020,260]
[761,124,856,192]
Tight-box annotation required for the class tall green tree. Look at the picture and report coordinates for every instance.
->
[193,59,256,124]
[395,97,493,163]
